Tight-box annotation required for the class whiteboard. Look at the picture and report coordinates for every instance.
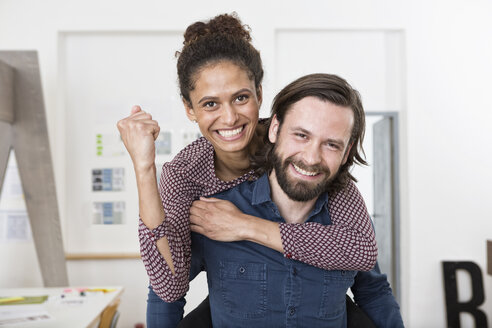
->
[60,32,201,254]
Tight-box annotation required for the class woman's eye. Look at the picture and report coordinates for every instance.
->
[204,101,216,108]
[235,95,249,103]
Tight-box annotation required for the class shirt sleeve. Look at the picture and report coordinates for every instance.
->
[278,180,378,271]
[351,262,404,328]
[144,233,207,328]
[139,162,198,302]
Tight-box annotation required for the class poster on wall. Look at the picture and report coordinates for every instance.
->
[95,133,126,158]
[0,153,31,243]
[0,210,31,242]
[92,201,125,225]
[92,168,125,192]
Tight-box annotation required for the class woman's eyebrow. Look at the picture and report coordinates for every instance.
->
[231,88,254,97]
[197,95,219,104]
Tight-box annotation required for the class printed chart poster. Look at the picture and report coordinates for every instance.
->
[0,210,31,242]
[95,133,126,157]
[155,131,172,155]
[92,168,124,192]
[92,201,125,225]
[0,152,24,203]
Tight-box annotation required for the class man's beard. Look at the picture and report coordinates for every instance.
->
[272,145,335,202]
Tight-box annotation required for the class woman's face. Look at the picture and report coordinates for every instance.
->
[184,61,261,156]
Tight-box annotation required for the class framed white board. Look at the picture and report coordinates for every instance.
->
[59,31,201,254]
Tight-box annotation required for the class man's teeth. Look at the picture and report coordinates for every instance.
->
[292,163,318,176]
[218,126,243,137]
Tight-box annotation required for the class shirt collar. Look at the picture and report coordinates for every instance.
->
[251,173,330,220]
[251,173,272,206]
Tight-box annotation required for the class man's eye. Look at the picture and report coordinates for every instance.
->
[204,101,216,108]
[327,143,341,150]
[295,133,307,139]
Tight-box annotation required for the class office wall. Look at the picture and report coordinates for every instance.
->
[1,0,492,327]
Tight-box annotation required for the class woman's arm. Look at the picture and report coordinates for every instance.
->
[138,163,195,302]
[138,138,252,302]
[136,164,174,274]
[118,107,193,301]
[190,180,377,271]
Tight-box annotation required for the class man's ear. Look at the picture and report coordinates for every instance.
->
[268,115,280,144]
[342,142,354,165]
[182,98,197,122]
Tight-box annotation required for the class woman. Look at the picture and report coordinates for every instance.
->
[117,13,377,325]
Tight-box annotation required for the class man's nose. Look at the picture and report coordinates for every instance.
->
[302,142,322,165]
[222,104,239,125]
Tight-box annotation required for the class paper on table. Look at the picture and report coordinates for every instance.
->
[0,305,52,326]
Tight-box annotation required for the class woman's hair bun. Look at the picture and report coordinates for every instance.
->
[183,12,251,45]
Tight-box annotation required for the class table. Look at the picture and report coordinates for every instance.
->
[0,286,123,328]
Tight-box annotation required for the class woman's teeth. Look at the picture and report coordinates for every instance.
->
[292,163,318,176]
[218,126,243,137]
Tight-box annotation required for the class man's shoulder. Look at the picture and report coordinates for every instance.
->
[213,178,256,201]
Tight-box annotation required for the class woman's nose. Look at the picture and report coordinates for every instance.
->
[222,104,239,125]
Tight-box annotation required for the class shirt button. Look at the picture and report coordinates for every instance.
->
[239,267,245,274]
[289,307,296,316]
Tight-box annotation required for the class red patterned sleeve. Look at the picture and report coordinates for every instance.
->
[138,162,196,302]
[279,181,378,271]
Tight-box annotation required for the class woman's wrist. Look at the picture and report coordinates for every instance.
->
[134,163,157,181]
[244,216,283,253]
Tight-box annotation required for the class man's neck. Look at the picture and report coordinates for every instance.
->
[268,170,317,224]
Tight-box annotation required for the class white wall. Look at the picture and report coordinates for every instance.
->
[1,0,492,327]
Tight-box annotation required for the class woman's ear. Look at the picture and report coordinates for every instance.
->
[183,98,197,122]
[268,115,280,144]
[256,85,263,107]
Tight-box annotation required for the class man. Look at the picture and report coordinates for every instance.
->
[152,73,403,327]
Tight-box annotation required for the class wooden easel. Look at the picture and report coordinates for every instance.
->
[0,51,68,287]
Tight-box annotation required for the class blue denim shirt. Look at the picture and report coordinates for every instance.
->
[147,173,404,327]
[192,174,356,327]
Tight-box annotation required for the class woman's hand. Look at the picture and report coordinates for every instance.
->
[117,105,160,173]
[190,197,249,242]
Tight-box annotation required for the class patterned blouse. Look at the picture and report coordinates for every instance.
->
[139,137,377,302]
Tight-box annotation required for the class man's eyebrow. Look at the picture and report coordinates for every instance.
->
[289,126,311,135]
[290,126,345,147]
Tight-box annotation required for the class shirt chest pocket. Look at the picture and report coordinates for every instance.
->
[219,261,267,319]
[318,270,357,319]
